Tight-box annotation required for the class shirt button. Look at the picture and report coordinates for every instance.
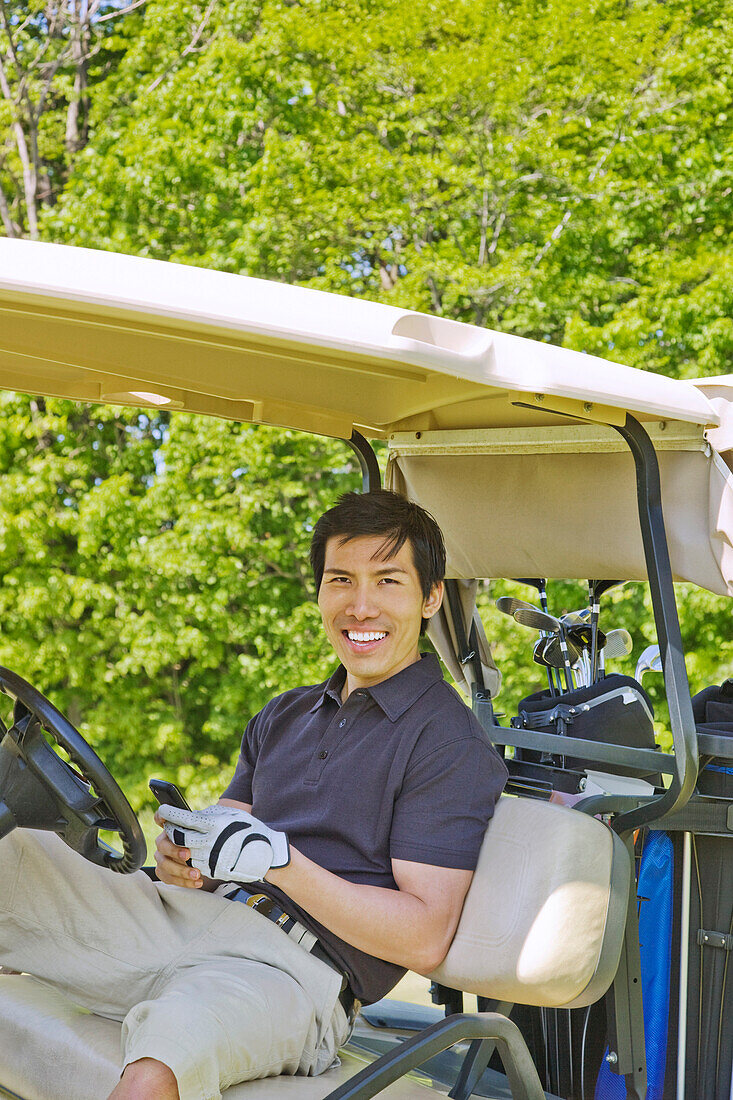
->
[318,750,328,759]
[338,718,347,728]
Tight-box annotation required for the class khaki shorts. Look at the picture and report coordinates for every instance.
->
[0,830,348,1100]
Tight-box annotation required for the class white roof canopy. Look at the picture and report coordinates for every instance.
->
[387,419,733,597]
[0,239,718,437]
[3,239,733,603]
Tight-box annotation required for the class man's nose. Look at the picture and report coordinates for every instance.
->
[346,586,379,619]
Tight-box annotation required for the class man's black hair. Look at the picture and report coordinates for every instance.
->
[310,489,446,634]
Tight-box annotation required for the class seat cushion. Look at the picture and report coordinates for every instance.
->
[427,795,630,1008]
[0,976,442,1100]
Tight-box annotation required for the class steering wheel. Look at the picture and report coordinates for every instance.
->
[0,667,146,873]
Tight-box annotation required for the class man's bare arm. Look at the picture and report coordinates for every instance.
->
[155,797,471,972]
[266,850,471,974]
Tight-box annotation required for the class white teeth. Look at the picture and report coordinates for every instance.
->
[347,631,387,642]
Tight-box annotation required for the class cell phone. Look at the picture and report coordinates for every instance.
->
[148,779,192,812]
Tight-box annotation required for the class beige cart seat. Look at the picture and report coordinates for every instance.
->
[0,797,630,1100]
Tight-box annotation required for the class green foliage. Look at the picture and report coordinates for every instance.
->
[0,394,359,807]
[47,0,733,382]
[0,1,131,236]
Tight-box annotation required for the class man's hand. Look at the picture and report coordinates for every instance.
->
[153,816,205,888]
[158,805,290,884]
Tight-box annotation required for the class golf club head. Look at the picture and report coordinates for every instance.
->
[513,607,561,632]
[567,624,606,651]
[603,628,633,660]
[541,634,583,668]
[562,609,591,627]
[635,643,662,681]
[495,596,541,618]
[591,579,626,600]
[532,638,551,668]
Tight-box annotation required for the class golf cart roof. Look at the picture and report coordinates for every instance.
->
[3,238,733,599]
[0,238,719,437]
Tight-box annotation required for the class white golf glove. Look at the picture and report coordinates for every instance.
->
[159,804,290,883]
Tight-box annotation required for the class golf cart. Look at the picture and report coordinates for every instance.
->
[0,239,731,1100]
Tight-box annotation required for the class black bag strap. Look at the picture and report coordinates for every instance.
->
[514,704,576,731]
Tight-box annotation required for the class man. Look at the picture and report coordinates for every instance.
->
[0,489,507,1100]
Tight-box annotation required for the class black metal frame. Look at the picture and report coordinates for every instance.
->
[323,1012,545,1100]
[477,717,674,776]
[610,414,699,829]
[484,414,700,1097]
[475,413,699,831]
[348,431,381,493]
[337,412,700,1100]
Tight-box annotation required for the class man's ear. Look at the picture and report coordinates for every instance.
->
[422,581,444,621]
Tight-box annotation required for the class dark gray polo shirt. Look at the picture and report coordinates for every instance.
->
[221,654,507,1004]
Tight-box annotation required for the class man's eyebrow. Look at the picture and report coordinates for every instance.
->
[322,565,409,576]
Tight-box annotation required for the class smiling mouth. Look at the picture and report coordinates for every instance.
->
[343,630,388,647]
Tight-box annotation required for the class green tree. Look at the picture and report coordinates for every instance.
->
[0,394,360,805]
[48,0,733,381]
[0,0,145,237]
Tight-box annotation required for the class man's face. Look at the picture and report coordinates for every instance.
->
[317,534,443,697]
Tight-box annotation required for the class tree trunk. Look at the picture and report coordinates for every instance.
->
[65,17,89,155]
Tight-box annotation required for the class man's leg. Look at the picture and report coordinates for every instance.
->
[0,828,194,1014]
[0,829,191,1099]
[120,956,350,1100]
[0,829,347,1100]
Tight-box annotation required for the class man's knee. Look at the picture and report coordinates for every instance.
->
[109,1057,179,1100]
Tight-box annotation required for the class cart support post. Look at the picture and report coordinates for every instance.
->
[448,1001,514,1100]
[603,831,648,1099]
[348,431,381,493]
[611,414,698,831]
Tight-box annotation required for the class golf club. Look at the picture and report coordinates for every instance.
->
[514,607,575,690]
[635,643,663,682]
[498,593,560,696]
[588,580,624,681]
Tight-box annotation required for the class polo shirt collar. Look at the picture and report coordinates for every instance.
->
[309,666,347,712]
[309,653,443,720]
[367,654,443,720]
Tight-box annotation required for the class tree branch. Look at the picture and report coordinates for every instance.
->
[426,274,443,313]
[0,174,18,237]
[477,186,489,266]
[0,53,38,237]
[96,0,149,22]
[145,0,217,93]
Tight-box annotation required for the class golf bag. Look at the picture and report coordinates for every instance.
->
[511,673,659,779]
[557,679,733,1100]
[658,680,733,1100]
[595,829,674,1100]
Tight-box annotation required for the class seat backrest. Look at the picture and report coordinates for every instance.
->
[428,795,630,1009]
